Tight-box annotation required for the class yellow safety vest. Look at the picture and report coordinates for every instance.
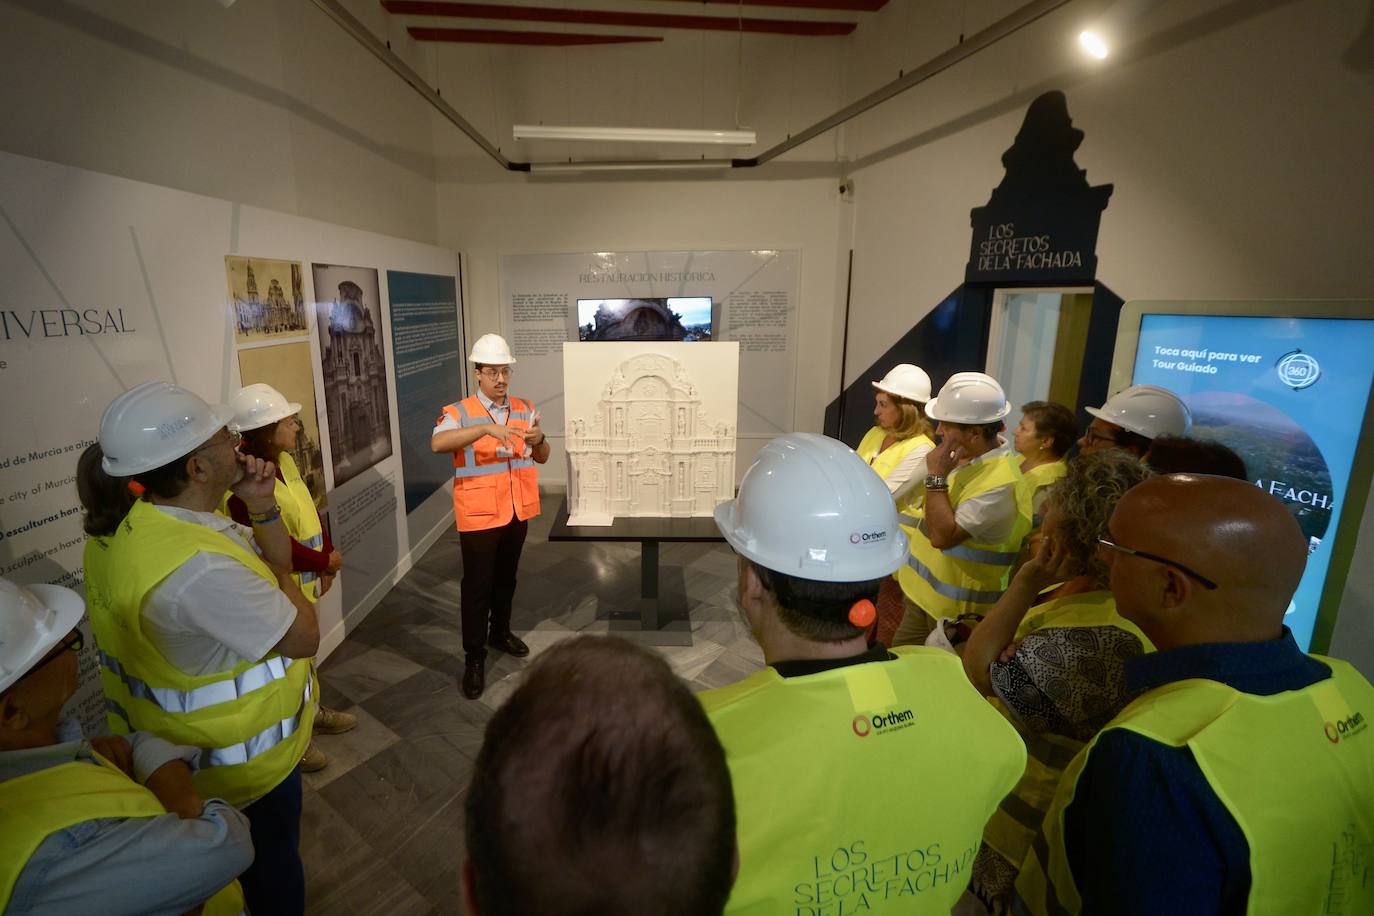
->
[982,591,1154,880]
[1020,459,1066,530]
[896,452,1032,620]
[856,427,934,484]
[0,752,244,915]
[701,647,1027,915]
[1018,656,1374,916]
[85,499,316,808]
[220,452,325,602]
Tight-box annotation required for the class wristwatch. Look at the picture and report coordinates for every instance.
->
[924,474,948,492]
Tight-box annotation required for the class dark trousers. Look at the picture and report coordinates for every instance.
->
[459,517,529,657]
[240,765,305,916]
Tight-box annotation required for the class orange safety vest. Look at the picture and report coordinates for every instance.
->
[440,395,541,532]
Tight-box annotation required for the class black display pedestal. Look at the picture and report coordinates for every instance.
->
[547,497,725,646]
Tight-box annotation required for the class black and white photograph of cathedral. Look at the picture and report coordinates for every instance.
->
[312,263,394,487]
[225,255,309,343]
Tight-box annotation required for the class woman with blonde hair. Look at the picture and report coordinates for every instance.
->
[959,450,1155,913]
[857,364,937,644]
[856,364,936,493]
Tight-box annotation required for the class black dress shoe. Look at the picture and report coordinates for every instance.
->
[488,632,529,657]
[462,656,485,699]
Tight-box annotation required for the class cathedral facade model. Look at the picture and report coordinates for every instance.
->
[566,352,735,524]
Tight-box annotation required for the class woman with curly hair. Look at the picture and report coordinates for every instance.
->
[960,450,1155,913]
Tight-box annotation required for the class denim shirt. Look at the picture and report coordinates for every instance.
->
[1,732,253,915]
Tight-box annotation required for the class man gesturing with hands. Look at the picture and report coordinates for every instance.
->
[433,334,550,700]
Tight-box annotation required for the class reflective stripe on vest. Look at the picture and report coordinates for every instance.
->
[904,552,1009,605]
[98,650,290,714]
[85,500,315,808]
[443,395,541,532]
[1017,657,1374,916]
[701,647,1027,914]
[192,674,314,770]
[896,452,1031,619]
[0,754,246,915]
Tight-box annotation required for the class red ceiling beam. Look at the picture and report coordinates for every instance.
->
[382,2,857,36]
[647,0,886,9]
[408,26,662,45]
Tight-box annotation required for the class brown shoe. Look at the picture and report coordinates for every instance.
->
[300,740,329,773]
[314,705,358,735]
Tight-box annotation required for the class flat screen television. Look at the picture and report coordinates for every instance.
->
[1108,300,1374,651]
[576,297,713,342]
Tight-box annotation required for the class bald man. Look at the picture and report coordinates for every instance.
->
[1017,475,1374,916]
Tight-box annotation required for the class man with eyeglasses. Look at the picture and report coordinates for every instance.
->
[1078,383,1191,458]
[432,334,550,699]
[0,577,253,914]
[1017,475,1374,916]
[88,381,320,916]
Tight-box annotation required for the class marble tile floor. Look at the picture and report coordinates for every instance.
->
[300,503,987,916]
[300,504,764,915]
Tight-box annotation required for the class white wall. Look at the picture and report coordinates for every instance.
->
[425,16,852,176]
[839,0,1374,380]
[436,175,847,483]
[0,0,442,244]
[837,0,1374,669]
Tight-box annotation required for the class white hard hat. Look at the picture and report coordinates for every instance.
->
[228,383,301,433]
[0,579,86,694]
[924,372,1010,424]
[1086,384,1192,440]
[714,433,908,583]
[99,381,236,477]
[468,333,516,365]
[872,364,932,402]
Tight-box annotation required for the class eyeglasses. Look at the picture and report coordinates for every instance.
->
[17,630,84,684]
[194,429,241,455]
[1097,537,1219,589]
[479,368,513,380]
[1082,427,1122,447]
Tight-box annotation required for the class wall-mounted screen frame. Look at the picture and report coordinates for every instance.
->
[576,296,714,342]
[1108,300,1374,652]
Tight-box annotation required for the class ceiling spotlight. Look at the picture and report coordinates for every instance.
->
[1078,29,1110,60]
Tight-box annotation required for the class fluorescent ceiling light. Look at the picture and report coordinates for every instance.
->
[514,125,756,145]
[1078,29,1110,59]
[529,160,733,174]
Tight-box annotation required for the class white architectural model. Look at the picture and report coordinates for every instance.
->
[564,344,738,525]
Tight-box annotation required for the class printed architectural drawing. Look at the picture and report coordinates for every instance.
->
[565,346,737,525]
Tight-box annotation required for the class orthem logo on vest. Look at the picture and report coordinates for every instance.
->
[851,708,915,738]
[1324,711,1366,744]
